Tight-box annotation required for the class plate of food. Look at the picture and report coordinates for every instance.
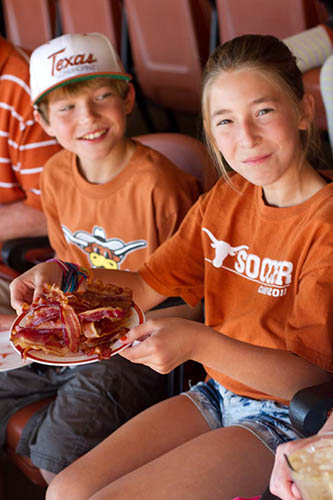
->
[10,281,144,366]
[0,331,32,371]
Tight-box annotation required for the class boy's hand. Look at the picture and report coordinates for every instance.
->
[119,317,202,373]
[10,261,63,314]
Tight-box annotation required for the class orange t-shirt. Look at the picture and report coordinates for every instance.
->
[139,174,333,403]
[0,37,61,209]
[41,142,200,270]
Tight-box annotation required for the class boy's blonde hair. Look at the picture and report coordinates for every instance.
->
[36,77,129,124]
[202,34,323,181]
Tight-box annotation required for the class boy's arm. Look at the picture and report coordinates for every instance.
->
[39,163,69,257]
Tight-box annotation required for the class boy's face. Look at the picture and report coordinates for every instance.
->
[35,81,135,168]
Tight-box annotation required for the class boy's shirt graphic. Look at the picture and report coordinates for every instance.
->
[62,225,147,269]
[41,141,200,272]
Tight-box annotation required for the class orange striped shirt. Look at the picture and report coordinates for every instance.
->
[0,37,61,210]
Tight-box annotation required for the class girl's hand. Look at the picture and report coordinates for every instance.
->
[9,261,63,314]
[119,317,201,373]
[269,434,332,500]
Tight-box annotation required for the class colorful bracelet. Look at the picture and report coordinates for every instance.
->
[47,259,93,292]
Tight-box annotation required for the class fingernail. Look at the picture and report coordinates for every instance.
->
[120,335,128,342]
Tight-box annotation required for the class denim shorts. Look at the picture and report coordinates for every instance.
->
[183,378,304,455]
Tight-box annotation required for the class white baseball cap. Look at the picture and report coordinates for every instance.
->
[30,33,132,105]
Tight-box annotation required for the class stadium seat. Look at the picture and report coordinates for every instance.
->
[124,0,212,120]
[58,0,122,54]
[2,0,56,51]
[215,0,322,42]
[215,0,329,131]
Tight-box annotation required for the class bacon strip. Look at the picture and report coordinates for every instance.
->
[78,306,126,322]
[60,304,81,353]
[11,281,134,360]
[25,306,60,327]
[12,328,68,357]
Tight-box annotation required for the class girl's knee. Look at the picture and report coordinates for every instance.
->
[46,470,84,500]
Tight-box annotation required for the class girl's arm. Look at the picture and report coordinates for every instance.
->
[192,324,332,401]
[122,318,332,402]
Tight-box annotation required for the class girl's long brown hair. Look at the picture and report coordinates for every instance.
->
[202,34,322,180]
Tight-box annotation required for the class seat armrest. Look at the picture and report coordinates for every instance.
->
[289,382,333,436]
[1,236,53,273]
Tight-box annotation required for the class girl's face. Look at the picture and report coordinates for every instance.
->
[209,69,311,190]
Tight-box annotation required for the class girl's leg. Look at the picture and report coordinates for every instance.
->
[320,53,333,151]
[46,394,211,500]
[89,425,274,500]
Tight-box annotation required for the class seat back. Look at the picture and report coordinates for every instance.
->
[2,0,56,50]
[58,0,122,53]
[6,397,55,487]
[133,133,219,191]
[216,0,321,42]
[215,0,328,131]
[124,0,211,113]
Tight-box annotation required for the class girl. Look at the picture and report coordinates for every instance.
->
[11,34,333,500]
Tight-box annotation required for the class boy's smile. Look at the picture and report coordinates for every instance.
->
[37,82,135,182]
[79,128,108,141]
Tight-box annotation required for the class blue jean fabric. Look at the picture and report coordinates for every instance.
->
[183,378,304,454]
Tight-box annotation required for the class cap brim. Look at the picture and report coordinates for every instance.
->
[33,72,132,105]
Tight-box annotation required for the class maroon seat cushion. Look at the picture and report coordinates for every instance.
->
[6,397,55,486]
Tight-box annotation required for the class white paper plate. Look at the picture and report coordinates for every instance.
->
[0,331,32,371]
[10,304,144,367]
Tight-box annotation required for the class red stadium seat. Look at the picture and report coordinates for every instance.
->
[124,0,212,115]
[2,0,56,51]
[215,0,329,130]
[58,0,122,54]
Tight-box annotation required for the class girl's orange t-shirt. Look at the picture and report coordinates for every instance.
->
[139,174,333,403]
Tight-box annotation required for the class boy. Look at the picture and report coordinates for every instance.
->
[0,33,200,484]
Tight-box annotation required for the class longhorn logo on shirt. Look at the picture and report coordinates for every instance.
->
[203,227,293,297]
[62,225,147,269]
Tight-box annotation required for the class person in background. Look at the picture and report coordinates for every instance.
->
[0,35,61,329]
[11,33,333,499]
[269,412,333,499]
[283,23,333,152]
[0,32,201,485]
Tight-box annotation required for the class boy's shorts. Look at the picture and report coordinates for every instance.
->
[183,378,304,454]
[0,356,168,474]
